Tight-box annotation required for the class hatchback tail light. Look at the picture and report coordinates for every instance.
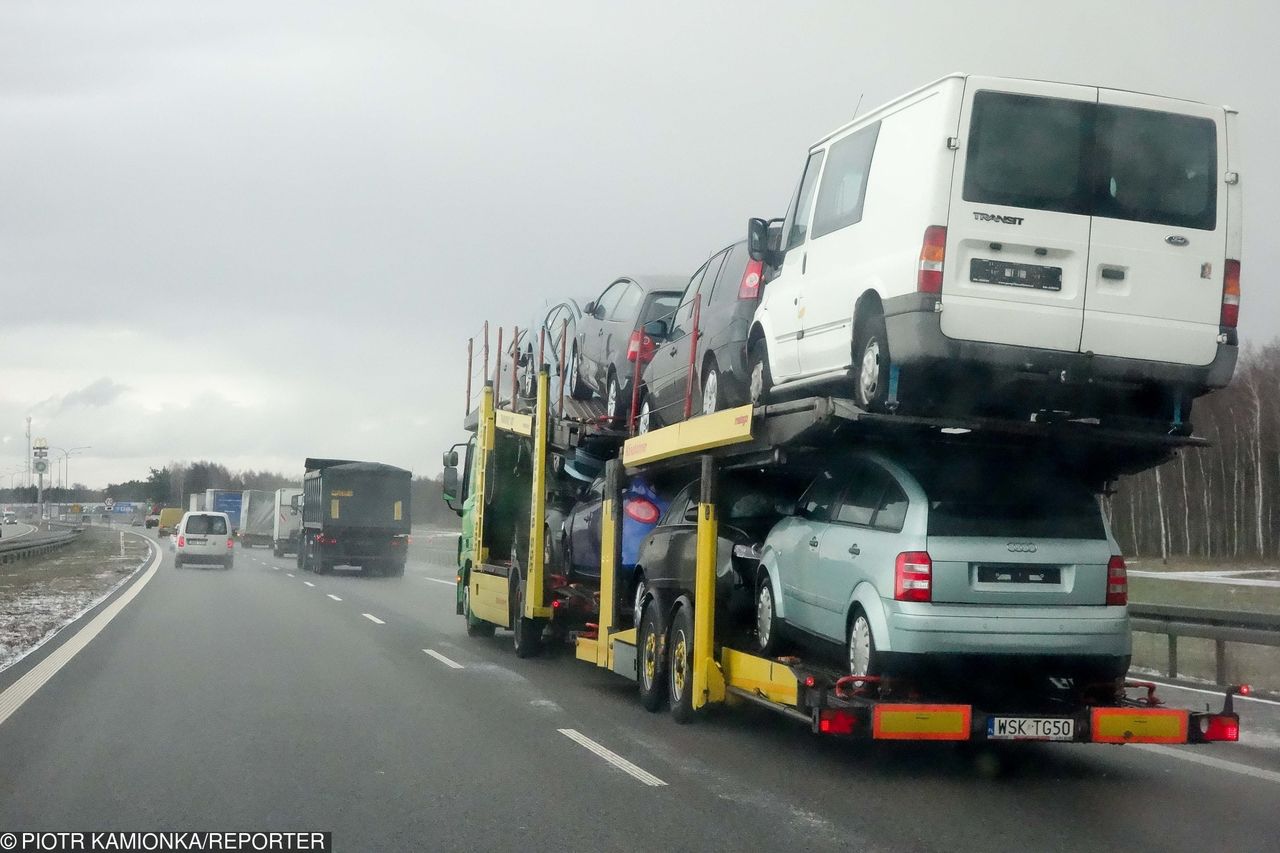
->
[624,497,660,525]
[626,329,658,364]
[1106,555,1128,606]
[1221,259,1240,328]
[917,226,947,294]
[177,535,185,548]
[738,259,764,300]
[894,551,932,602]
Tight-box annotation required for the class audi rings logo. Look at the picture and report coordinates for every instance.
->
[1007,542,1037,553]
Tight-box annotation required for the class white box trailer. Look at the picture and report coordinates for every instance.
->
[239,489,275,548]
[272,487,303,557]
[188,493,205,512]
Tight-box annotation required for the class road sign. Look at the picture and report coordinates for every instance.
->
[33,459,48,475]
[105,498,115,509]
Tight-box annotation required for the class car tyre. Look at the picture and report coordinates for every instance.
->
[701,359,723,415]
[605,371,623,423]
[631,572,647,629]
[848,608,880,677]
[463,573,496,638]
[569,347,592,400]
[749,339,772,405]
[636,394,655,434]
[853,312,891,412]
[637,602,666,712]
[668,605,699,723]
[755,574,782,656]
[174,555,183,569]
[225,557,234,570]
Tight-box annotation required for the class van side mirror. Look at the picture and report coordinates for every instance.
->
[747,217,785,268]
[442,466,462,516]
[643,319,668,339]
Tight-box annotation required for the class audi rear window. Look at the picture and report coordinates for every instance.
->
[186,515,228,535]
[964,91,1218,230]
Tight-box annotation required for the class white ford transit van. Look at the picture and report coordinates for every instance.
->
[746,74,1240,428]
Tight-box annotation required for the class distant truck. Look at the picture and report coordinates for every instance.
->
[272,487,303,557]
[298,458,411,577]
[188,494,205,512]
[157,507,183,536]
[239,489,275,548]
[205,490,243,533]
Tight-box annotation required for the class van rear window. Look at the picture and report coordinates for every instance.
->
[186,515,228,535]
[964,91,1217,231]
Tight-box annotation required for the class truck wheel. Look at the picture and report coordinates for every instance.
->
[296,540,306,571]
[272,544,283,558]
[510,571,543,658]
[388,561,405,577]
[668,605,699,723]
[463,575,495,638]
[637,602,666,712]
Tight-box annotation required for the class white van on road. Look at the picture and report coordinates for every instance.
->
[747,73,1241,428]
[174,511,235,569]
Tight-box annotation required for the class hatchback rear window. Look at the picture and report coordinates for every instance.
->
[186,515,227,535]
[642,294,681,326]
[964,91,1217,230]
[908,460,1104,540]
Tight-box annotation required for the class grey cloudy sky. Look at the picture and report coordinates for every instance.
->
[2,0,1275,488]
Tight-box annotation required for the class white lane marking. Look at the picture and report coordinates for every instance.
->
[1132,744,1280,785]
[362,613,385,625]
[0,539,161,728]
[557,728,667,787]
[286,573,295,578]
[424,649,465,669]
[303,581,315,587]
[1128,675,1280,708]
[423,577,455,586]
[272,567,280,571]
[327,594,342,601]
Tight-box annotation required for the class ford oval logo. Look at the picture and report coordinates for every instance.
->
[1007,542,1037,553]
[1166,235,1189,246]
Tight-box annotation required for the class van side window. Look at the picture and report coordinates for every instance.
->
[784,150,826,251]
[811,122,880,239]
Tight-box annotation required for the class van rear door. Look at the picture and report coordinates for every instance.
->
[943,78,1097,353]
[1079,91,1226,365]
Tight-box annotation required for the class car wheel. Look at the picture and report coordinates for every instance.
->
[854,313,891,411]
[755,575,782,656]
[637,601,666,712]
[668,605,698,723]
[225,557,234,570]
[569,347,592,400]
[463,573,496,637]
[631,572,647,628]
[848,609,880,677]
[701,359,723,415]
[606,371,622,422]
[748,339,772,405]
[174,555,183,569]
[637,395,654,434]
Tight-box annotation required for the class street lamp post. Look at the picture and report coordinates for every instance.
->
[50,446,91,494]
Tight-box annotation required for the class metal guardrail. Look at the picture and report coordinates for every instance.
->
[0,528,81,564]
[1129,603,1280,686]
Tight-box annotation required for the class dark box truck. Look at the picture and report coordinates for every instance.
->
[298,458,411,577]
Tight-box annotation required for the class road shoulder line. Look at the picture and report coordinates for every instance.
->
[558,728,667,786]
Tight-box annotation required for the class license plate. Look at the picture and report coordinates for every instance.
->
[977,565,1061,584]
[188,538,207,545]
[970,258,1062,291]
[987,716,1075,741]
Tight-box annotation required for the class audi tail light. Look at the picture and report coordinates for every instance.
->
[894,551,932,602]
[624,497,660,525]
[1106,555,1128,606]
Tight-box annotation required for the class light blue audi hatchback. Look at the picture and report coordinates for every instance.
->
[753,450,1130,685]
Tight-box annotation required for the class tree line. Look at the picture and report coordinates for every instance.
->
[1108,342,1280,562]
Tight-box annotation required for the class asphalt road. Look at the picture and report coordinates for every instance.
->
[2,528,1279,853]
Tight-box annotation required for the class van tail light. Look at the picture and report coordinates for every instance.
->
[894,551,932,602]
[1106,555,1128,606]
[917,225,947,294]
[738,259,764,300]
[1221,259,1240,328]
[624,497,660,525]
[177,535,185,547]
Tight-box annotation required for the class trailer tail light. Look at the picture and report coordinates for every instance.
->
[817,708,858,736]
[318,534,338,546]
[227,538,234,549]
[1198,714,1240,742]
[1106,555,1128,606]
[177,536,185,547]
[391,535,407,547]
[1238,684,1252,697]
[738,259,764,300]
[1221,259,1240,328]
[626,330,658,364]
[894,551,932,602]
[917,225,947,294]
[624,497,660,525]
